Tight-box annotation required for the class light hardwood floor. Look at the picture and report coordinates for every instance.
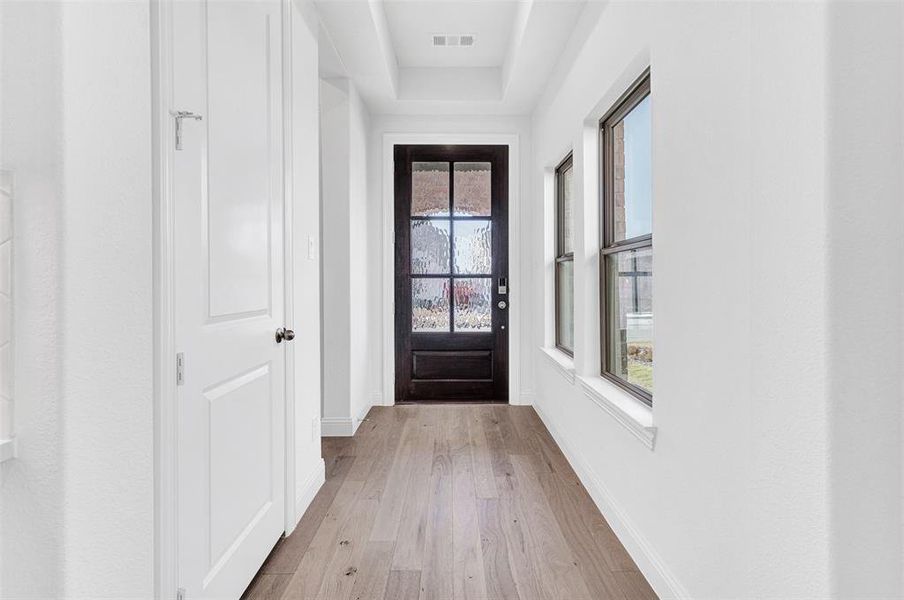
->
[242,404,658,600]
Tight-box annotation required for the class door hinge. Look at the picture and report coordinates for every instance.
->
[176,352,185,386]
[171,110,203,151]
[176,588,186,600]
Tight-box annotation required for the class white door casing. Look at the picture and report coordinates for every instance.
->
[172,1,286,597]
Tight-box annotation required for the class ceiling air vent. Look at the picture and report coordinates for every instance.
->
[432,34,475,47]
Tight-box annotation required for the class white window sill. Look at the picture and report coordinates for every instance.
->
[540,346,575,384]
[0,438,16,463]
[577,376,657,450]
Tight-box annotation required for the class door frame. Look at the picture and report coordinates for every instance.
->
[151,1,298,597]
[381,133,523,406]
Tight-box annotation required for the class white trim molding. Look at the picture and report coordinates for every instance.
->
[322,400,371,437]
[532,402,688,599]
[150,0,178,595]
[321,417,358,437]
[577,375,656,450]
[517,390,537,406]
[539,346,576,385]
[294,458,326,526]
[381,132,522,407]
[281,0,298,535]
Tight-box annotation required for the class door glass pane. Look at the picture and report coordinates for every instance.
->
[612,95,652,242]
[453,162,491,216]
[454,278,491,332]
[412,278,451,332]
[556,260,574,352]
[453,219,491,274]
[411,220,450,274]
[412,162,450,216]
[604,247,653,394]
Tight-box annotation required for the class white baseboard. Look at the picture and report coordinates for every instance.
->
[322,396,380,437]
[517,389,537,406]
[321,417,356,437]
[532,401,690,600]
[293,458,325,528]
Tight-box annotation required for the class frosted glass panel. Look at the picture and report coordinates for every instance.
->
[411,220,450,274]
[453,220,491,274]
[612,95,652,241]
[412,278,450,332]
[454,278,491,332]
[412,162,450,216]
[453,162,491,216]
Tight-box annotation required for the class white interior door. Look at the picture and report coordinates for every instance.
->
[172,1,286,598]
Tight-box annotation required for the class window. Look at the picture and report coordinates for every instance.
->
[600,71,653,404]
[555,154,574,355]
[410,161,494,333]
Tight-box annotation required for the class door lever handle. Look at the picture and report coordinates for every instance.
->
[171,110,203,150]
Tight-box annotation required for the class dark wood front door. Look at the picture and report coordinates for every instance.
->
[395,145,509,403]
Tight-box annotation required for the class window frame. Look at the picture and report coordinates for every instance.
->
[554,152,574,356]
[599,70,653,406]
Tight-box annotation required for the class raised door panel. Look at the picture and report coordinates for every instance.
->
[173,1,286,598]
[205,365,273,573]
[206,2,277,320]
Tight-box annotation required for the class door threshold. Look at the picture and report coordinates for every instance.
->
[396,400,509,405]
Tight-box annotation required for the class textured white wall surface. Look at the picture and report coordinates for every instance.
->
[527,2,903,598]
[0,0,329,596]
[1,2,72,596]
[347,84,374,428]
[0,2,154,598]
[824,3,903,595]
[0,1,899,598]
[320,77,352,427]
[320,77,375,435]
[291,0,327,514]
[0,172,11,449]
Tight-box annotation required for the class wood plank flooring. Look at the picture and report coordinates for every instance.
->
[242,405,658,600]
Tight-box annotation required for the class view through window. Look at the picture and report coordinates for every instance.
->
[600,72,653,403]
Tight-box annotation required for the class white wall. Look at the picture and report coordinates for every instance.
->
[0,171,11,455]
[320,78,374,435]
[321,78,352,427]
[529,1,903,598]
[367,114,534,406]
[0,1,328,596]
[291,0,327,521]
[0,1,154,597]
[824,2,903,595]
[347,84,372,427]
[0,3,67,595]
